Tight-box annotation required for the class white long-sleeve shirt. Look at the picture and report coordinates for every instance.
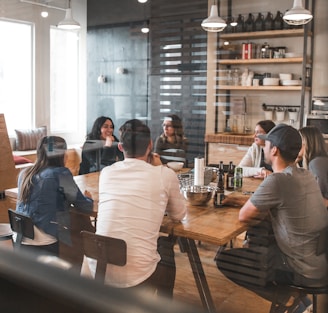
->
[238,143,264,177]
[81,158,186,287]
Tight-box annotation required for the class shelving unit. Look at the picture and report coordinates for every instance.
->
[215,26,313,132]
[204,0,316,166]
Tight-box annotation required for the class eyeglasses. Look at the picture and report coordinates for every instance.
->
[162,124,173,128]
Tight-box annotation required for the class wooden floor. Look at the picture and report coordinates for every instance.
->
[172,241,272,313]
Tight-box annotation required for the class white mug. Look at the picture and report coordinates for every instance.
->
[253,79,259,86]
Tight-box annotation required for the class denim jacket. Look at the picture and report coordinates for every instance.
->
[16,167,93,245]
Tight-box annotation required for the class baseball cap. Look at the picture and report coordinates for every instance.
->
[257,124,302,158]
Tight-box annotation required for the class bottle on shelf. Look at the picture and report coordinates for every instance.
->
[234,167,243,192]
[235,14,245,33]
[244,13,255,32]
[273,11,284,30]
[263,12,273,31]
[226,161,235,191]
[254,12,264,32]
[214,166,225,208]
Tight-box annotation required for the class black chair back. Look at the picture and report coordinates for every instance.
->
[81,230,127,284]
[8,209,34,247]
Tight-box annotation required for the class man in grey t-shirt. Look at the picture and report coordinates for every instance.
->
[216,124,328,313]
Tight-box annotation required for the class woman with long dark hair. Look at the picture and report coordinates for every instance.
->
[299,126,328,208]
[16,136,93,256]
[79,116,124,174]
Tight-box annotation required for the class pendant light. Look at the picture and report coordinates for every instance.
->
[283,0,313,26]
[58,0,81,30]
[201,1,227,32]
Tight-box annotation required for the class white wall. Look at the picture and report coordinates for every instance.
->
[0,0,87,144]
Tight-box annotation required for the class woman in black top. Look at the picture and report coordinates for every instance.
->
[79,116,124,174]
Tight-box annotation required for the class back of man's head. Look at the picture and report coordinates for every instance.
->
[119,119,151,158]
[258,124,302,162]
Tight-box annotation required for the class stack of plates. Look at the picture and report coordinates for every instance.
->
[281,80,302,86]
[263,78,280,86]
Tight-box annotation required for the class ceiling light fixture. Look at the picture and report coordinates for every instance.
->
[138,0,148,3]
[283,0,313,26]
[41,11,49,18]
[141,21,149,33]
[57,0,80,30]
[201,1,227,32]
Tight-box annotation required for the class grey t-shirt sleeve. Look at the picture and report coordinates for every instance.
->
[309,157,328,200]
[250,174,281,215]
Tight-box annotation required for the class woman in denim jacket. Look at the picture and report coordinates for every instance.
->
[16,136,93,256]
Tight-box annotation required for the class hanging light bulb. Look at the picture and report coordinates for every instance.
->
[41,11,49,18]
[283,0,313,26]
[201,3,227,32]
[58,0,81,30]
[141,23,150,33]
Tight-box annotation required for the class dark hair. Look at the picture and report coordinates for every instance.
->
[257,120,276,134]
[299,126,328,168]
[119,119,150,158]
[87,116,115,140]
[268,139,300,163]
[164,114,184,137]
[19,136,67,203]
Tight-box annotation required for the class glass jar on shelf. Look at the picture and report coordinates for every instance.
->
[232,68,240,86]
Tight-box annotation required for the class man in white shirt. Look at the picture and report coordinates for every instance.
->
[82,119,186,298]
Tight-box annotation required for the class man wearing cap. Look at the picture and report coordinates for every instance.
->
[216,124,328,313]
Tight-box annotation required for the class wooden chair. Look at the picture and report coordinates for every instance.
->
[80,230,127,284]
[270,226,328,313]
[8,209,34,248]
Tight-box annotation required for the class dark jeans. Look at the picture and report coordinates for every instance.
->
[128,235,176,299]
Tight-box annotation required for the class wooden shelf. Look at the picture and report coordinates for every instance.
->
[218,57,303,65]
[218,85,309,91]
[219,29,311,41]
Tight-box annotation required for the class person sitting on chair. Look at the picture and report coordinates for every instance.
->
[81,119,186,298]
[154,114,188,165]
[217,124,328,313]
[79,116,124,174]
[298,126,328,208]
[238,119,275,178]
[16,136,93,257]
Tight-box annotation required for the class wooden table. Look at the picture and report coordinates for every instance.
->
[5,172,260,313]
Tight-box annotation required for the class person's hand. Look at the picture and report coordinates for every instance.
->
[84,190,93,199]
[104,136,114,147]
[148,152,162,166]
[254,168,272,179]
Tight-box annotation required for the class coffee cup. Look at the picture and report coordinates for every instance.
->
[253,79,259,86]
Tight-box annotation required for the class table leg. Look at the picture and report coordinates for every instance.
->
[178,237,217,313]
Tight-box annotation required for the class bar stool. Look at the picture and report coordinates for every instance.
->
[0,223,13,244]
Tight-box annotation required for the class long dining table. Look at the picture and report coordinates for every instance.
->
[5,171,260,313]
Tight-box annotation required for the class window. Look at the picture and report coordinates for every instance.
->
[50,27,79,133]
[0,19,33,134]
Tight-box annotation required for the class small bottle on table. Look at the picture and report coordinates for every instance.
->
[214,165,225,208]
